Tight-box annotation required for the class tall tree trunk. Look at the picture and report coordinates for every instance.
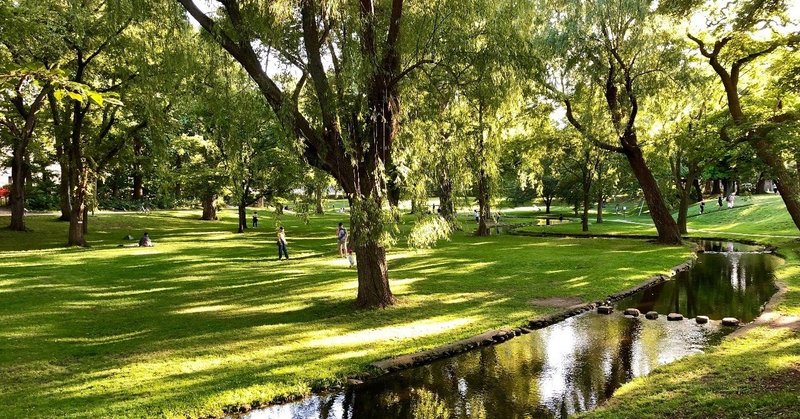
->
[750,137,800,230]
[437,171,455,222]
[132,135,144,200]
[201,193,217,220]
[581,173,591,232]
[711,179,721,195]
[596,161,603,224]
[67,166,88,247]
[314,185,324,214]
[237,203,247,233]
[755,173,767,195]
[476,102,490,236]
[351,195,395,308]
[56,142,72,221]
[8,146,27,231]
[623,142,681,244]
[692,178,703,201]
[545,196,552,214]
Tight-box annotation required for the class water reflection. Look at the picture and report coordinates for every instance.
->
[615,241,780,322]
[245,241,778,419]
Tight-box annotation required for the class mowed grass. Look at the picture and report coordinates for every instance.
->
[575,194,800,418]
[0,209,691,418]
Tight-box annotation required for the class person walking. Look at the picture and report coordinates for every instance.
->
[474,209,479,223]
[337,222,348,258]
[728,193,735,209]
[717,194,723,210]
[252,211,258,228]
[699,201,705,214]
[276,226,288,260]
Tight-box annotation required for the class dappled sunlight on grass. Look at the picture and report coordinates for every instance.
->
[0,209,695,418]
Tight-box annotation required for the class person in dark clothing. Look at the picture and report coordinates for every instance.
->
[138,232,153,247]
[717,194,723,210]
[699,201,705,214]
[252,211,258,228]
[277,226,288,260]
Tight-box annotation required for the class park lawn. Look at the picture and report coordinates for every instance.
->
[0,209,691,418]
[579,194,800,418]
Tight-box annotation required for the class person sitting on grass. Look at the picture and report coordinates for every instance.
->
[138,232,153,247]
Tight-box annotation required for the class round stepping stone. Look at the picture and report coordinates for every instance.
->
[695,315,709,324]
[623,308,641,317]
[722,317,740,326]
[597,305,613,314]
[645,311,659,320]
[667,313,684,321]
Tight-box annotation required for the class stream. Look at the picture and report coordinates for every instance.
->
[244,240,781,419]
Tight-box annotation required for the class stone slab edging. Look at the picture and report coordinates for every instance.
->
[366,257,695,375]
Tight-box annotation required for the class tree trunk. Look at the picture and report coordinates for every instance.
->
[596,191,603,224]
[8,147,27,231]
[545,196,552,214]
[755,173,767,195]
[57,148,71,221]
[82,205,89,234]
[623,142,682,244]
[676,188,690,235]
[237,203,247,233]
[351,192,395,309]
[692,178,703,201]
[132,135,144,200]
[581,175,590,232]
[437,171,455,222]
[476,102,490,236]
[314,185,324,214]
[201,193,217,220]
[750,137,800,232]
[711,179,721,195]
[66,166,88,247]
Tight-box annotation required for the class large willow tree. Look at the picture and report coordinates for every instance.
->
[177,0,451,308]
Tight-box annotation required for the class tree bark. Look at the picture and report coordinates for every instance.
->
[581,173,591,232]
[314,185,324,214]
[755,173,767,195]
[476,101,490,236]
[352,197,395,308]
[544,196,553,214]
[437,171,455,222]
[9,147,27,231]
[132,135,144,200]
[201,193,217,220]
[237,203,247,233]
[624,142,682,243]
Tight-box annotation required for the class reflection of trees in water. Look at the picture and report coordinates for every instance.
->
[618,252,778,322]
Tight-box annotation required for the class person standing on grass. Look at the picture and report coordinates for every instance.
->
[337,222,348,258]
[252,211,258,228]
[474,209,479,223]
[718,194,723,210]
[728,193,735,209]
[699,201,705,214]
[277,226,288,260]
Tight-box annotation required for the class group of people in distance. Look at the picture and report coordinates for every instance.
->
[698,193,737,215]
[272,220,355,267]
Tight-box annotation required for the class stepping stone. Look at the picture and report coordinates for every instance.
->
[667,313,684,321]
[623,308,641,317]
[597,305,613,314]
[645,311,659,320]
[722,317,740,326]
[695,315,709,324]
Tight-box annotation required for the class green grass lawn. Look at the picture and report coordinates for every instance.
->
[0,208,691,418]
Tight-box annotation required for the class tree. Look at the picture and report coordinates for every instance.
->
[177,0,456,307]
[672,0,800,232]
[526,0,684,244]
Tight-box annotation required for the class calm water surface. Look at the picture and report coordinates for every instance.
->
[245,241,780,419]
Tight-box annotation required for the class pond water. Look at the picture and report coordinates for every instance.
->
[244,241,780,419]
[536,218,570,226]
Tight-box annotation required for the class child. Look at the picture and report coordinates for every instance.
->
[347,247,356,268]
[252,211,258,228]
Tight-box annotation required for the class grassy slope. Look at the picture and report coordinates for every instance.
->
[578,194,800,418]
[0,209,690,418]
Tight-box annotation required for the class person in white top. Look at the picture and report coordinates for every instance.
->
[277,226,288,260]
